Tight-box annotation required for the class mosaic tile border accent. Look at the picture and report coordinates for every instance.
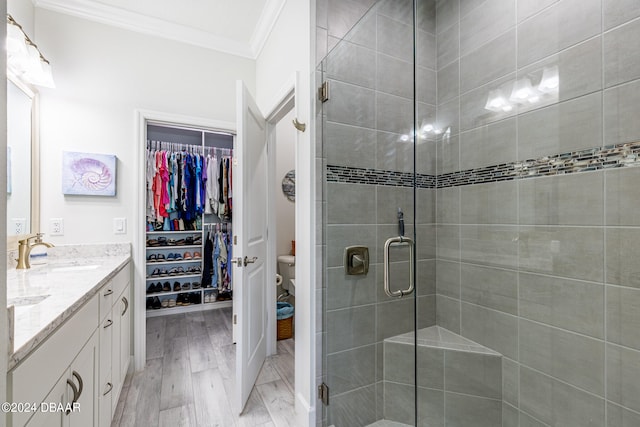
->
[327,141,640,189]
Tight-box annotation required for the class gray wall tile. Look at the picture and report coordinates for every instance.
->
[460,73,517,131]
[325,41,376,89]
[517,0,601,67]
[326,80,376,129]
[376,131,416,174]
[461,29,517,93]
[328,344,376,395]
[385,341,444,388]
[607,344,640,413]
[327,0,376,41]
[377,0,413,25]
[377,185,414,225]
[436,260,460,299]
[377,298,415,341]
[417,387,445,427]
[436,134,460,174]
[519,411,550,427]
[607,285,640,350]
[383,382,416,425]
[606,167,640,226]
[436,187,460,224]
[436,0,459,34]
[328,383,377,427]
[461,302,518,359]
[327,183,377,224]
[604,17,640,88]
[502,357,519,406]
[436,96,460,137]
[417,224,438,260]
[604,0,640,30]
[445,350,502,399]
[460,225,519,269]
[417,29,437,70]
[607,402,640,427]
[461,181,518,224]
[517,0,559,23]
[327,305,376,353]
[461,264,518,315]
[437,60,459,105]
[519,272,604,338]
[519,366,605,427]
[417,260,437,296]
[519,319,605,396]
[604,79,640,146]
[518,226,604,282]
[502,402,520,427]
[436,295,461,334]
[326,266,377,310]
[517,92,603,160]
[437,224,460,261]
[377,92,414,135]
[418,66,438,105]
[519,37,602,107]
[460,0,515,57]
[417,0,437,34]
[445,392,502,427]
[418,295,437,328]
[518,172,604,226]
[378,14,413,62]
[417,136,438,176]
[459,118,517,170]
[437,22,459,70]
[377,54,413,99]
[416,187,436,224]
[606,227,640,289]
[324,122,377,169]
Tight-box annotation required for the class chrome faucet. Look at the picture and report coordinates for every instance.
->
[16,233,54,269]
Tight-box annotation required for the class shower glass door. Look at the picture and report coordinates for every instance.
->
[320,1,436,425]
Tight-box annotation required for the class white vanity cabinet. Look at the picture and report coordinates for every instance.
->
[8,261,132,427]
[98,274,131,427]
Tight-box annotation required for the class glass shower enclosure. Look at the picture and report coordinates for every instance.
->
[320,0,640,426]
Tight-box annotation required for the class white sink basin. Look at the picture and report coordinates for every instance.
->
[8,295,50,307]
[51,264,100,273]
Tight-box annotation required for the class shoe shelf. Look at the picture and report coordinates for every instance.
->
[146,259,202,266]
[146,289,205,297]
[146,299,232,318]
[145,245,202,250]
[146,273,201,280]
[146,230,203,234]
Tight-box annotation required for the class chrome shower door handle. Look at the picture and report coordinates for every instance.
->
[383,236,415,298]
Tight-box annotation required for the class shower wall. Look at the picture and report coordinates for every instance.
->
[318,1,437,426]
[433,1,640,426]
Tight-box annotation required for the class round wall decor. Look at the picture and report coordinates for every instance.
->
[282,170,295,202]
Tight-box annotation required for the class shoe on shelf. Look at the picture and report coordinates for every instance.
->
[157,237,168,246]
[166,253,175,262]
[173,282,181,292]
[183,252,192,260]
[161,299,169,308]
[146,297,153,309]
[173,253,183,261]
[192,282,201,289]
[147,254,157,262]
[159,268,169,277]
[146,284,156,294]
[162,282,171,292]
[168,298,176,308]
[148,268,161,278]
[156,253,166,262]
[181,282,191,290]
[193,251,201,259]
[146,239,159,247]
[152,297,161,309]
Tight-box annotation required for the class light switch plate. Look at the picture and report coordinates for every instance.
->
[113,218,126,234]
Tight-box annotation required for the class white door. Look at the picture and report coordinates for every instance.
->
[234,80,268,412]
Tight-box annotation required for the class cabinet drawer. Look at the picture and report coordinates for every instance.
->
[99,263,130,321]
[9,295,99,426]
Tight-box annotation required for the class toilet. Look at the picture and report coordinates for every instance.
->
[277,255,295,296]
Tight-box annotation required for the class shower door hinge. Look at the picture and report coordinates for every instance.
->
[318,382,329,406]
[319,81,330,103]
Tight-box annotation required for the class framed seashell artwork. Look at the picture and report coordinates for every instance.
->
[62,151,117,196]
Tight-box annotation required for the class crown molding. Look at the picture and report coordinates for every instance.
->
[34,0,258,59]
[249,0,287,58]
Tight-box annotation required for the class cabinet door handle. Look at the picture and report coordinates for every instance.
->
[65,379,78,415]
[72,370,83,399]
[103,288,114,296]
[103,382,113,396]
[104,319,113,329]
[122,296,129,316]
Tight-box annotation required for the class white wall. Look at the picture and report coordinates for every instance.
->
[256,0,314,424]
[275,108,296,257]
[1,0,8,412]
[34,9,256,244]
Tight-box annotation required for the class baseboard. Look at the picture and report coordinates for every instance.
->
[295,392,315,427]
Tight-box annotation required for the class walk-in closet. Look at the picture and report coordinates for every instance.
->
[145,123,234,317]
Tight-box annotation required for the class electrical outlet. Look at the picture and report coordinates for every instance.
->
[50,218,64,236]
[11,218,26,235]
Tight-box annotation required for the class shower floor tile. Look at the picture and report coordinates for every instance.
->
[365,420,412,427]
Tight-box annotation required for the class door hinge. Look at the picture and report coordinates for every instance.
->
[233,314,237,325]
[318,382,329,406]
[319,81,329,103]
[234,235,237,245]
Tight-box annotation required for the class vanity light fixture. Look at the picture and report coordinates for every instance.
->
[6,14,55,88]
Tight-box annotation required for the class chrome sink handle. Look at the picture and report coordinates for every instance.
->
[383,236,415,298]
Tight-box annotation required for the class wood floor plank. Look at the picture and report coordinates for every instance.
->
[160,336,194,411]
[256,380,297,427]
[191,368,237,427]
[158,404,197,427]
[214,343,236,380]
[164,313,188,339]
[188,333,218,373]
[146,329,166,360]
[276,339,294,356]
[236,386,273,427]
[272,352,295,394]
[119,357,163,427]
[255,357,282,385]
[186,311,209,338]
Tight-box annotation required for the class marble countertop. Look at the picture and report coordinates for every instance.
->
[6,243,131,370]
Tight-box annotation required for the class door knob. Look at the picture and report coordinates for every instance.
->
[244,256,258,266]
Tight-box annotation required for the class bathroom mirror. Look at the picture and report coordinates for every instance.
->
[6,77,39,243]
